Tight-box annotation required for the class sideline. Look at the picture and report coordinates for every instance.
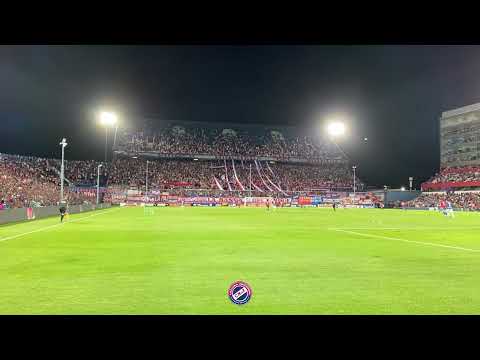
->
[0,207,121,244]
[332,228,480,253]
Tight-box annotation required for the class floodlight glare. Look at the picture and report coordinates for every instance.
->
[401,186,406,191]
[327,122,346,137]
[99,111,118,126]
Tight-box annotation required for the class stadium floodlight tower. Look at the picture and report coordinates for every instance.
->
[352,165,357,205]
[145,160,149,195]
[99,111,118,163]
[59,138,68,203]
[96,163,103,205]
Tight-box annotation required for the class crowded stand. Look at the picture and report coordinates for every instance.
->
[0,153,361,209]
[417,165,480,209]
[406,191,480,210]
[1,122,367,209]
[0,153,96,209]
[105,158,362,193]
[115,123,345,162]
[421,166,480,190]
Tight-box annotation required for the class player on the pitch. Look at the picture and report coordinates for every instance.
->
[266,197,274,211]
[59,202,68,223]
[438,199,448,216]
[333,202,337,211]
[446,200,455,218]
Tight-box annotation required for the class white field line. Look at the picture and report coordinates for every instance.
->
[0,207,121,244]
[332,229,480,253]
[329,227,480,231]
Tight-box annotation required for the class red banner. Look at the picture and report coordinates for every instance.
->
[298,196,312,205]
[421,181,480,190]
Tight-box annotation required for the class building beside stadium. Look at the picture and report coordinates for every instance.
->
[416,103,480,209]
[440,102,480,169]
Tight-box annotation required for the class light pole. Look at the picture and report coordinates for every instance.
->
[249,163,252,197]
[104,126,108,163]
[99,111,118,163]
[97,163,103,205]
[59,138,68,203]
[409,177,413,191]
[384,185,388,208]
[145,160,149,195]
[352,165,357,205]
[113,124,119,149]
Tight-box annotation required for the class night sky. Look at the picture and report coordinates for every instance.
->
[2,45,480,189]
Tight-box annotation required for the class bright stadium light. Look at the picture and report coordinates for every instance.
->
[326,122,346,137]
[99,111,118,126]
[98,111,118,163]
[401,186,406,191]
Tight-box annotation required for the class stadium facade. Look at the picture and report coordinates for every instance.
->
[440,102,480,168]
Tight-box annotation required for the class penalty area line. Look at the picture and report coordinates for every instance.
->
[0,207,121,244]
[332,229,480,253]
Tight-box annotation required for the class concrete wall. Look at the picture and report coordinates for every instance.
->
[0,203,112,225]
[385,190,421,204]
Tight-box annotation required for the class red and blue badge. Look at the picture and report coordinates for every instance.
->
[228,281,252,305]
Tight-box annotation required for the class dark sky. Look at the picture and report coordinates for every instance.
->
[2,45,480,188]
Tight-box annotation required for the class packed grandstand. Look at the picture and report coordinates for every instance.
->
[405,166,480,209]
[0,121,371,209]
[2,120,480,211]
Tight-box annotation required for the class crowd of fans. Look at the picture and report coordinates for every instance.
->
[424,166,480,185]
[406,191,480,210]
[104,158,360,193]
[0,124,361,209]
[1,151,360,209]
[117,126,344,161]
[0,154,95,209]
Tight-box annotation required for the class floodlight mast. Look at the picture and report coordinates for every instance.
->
[249,163,252,197]
[99,111,118,163]
[59,138,68,203]
[97,164,103,205]
[352,165,357,206]
[105,127,108,163]
[146,160,149,195]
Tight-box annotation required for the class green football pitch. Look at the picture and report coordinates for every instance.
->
[1,206,480,314]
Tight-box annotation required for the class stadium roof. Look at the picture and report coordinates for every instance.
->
[141,118,298,131]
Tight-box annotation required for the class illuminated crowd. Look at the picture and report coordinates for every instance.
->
[0,154,95,208]
[424,166,480,184]
[0,150,361,209]
[406,191,480,210]
[117,126,343,161]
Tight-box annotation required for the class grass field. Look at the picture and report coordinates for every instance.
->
[1,206,480,314]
